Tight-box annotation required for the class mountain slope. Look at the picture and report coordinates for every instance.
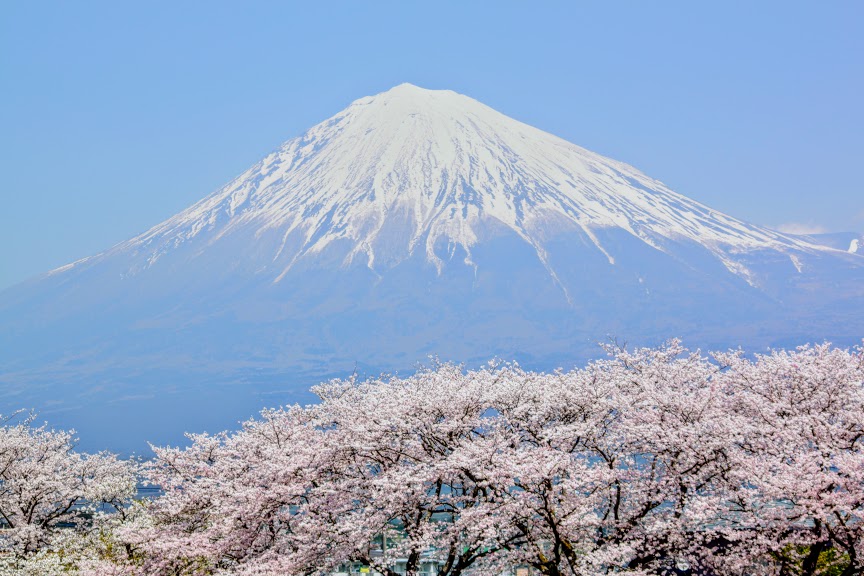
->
[59,84,837,288]
[1,84,862,452]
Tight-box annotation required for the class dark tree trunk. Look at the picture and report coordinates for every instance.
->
[801,541,828,576]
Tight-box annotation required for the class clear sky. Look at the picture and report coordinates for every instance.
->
[1,1,862,290]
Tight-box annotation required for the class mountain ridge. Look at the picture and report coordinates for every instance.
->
[48,84,846,293]
[1,84,862,452]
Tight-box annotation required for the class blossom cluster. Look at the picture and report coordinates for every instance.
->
[2,341,862,575]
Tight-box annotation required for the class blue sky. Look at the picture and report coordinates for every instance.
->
[1,1,862,290]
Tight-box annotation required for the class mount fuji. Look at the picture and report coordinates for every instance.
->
[2,84,862,451]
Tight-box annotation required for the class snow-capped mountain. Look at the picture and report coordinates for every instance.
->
[1,84,862,452]
[62,84,837,288]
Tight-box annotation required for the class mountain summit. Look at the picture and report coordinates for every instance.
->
[93,83,828,289]
[2,84,862,451]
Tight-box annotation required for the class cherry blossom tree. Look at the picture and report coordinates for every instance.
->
[0,412,138,575]
[9,339,860,576]
[119,405,330,575]
[717,343,864,576]
[128,366,524,576]
[124,341,864,575]
[305,363,526,576]
[474,342,744,575]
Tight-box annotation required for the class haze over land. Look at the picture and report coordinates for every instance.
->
[1,85,862,453]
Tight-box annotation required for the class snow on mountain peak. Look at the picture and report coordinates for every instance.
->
[101,84,831,283]
[10,86,864,452]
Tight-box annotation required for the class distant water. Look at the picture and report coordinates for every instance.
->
[136,484,163,500]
